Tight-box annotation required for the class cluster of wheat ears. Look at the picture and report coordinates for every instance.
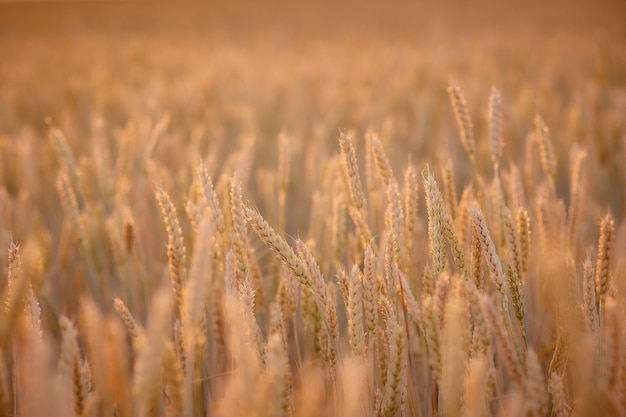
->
[0,74,623,417]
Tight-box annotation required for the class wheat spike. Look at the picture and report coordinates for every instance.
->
[245,206,311,288]
[369,131,394,189]
[480,295,524,386]
[155,187,188,312]
[464,354,491,417]
[488,85,503,172]
[441,158,458,220]
[441,284,470,417]
[503,207,523,276]
[230,176,249,285]
[534,115,557,191]
[133,288,173,417]
[447,82,476,163]
[595,211,615,302]
[471,208,508,300]
[347,265,366,356]
[548,372,570,417]
[381,324,407,417]
[362,245,378,334]
[524,349,548,417]
[424,171,446,280]
[422,295,442,382]
[58,316,86,417]
[338,131,366,210]
[113,296,144,340]
[581,258,599,333]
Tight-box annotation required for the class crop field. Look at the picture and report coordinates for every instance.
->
[0,1,625,416]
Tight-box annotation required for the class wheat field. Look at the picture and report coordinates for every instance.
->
[0,1,625,416]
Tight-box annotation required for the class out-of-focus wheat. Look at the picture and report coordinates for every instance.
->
[0,8,624,416]
[447,82,476,164]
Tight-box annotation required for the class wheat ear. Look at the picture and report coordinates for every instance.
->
[369,131,394,189]
[447,82,476,164]
[442,284,470,417]
[488,85,503,173]
[548,372,570,417]
[113,296,144,340]
[424,171,446,280]
[133,288,173,417]
[58,316,87,417]
[523,349,548,417]
[581,258,599,333]
[362,245,378,335]
[464,354,491,417]
[245,206,311,287]
[381,324,407,417]
[338,131,372,246]
[347,265,366,356]
[422,295,442,382]
[403,164,419,259]
[534,115,557,192]
[595,211,615,304]
[441,158,458,220]
[338,131,366,210]
[230,176,250,285]
[471,208,508,301]
[155,187,188,312]
[480,295,524,387]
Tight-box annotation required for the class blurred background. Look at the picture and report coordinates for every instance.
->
[0,0,625,234]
